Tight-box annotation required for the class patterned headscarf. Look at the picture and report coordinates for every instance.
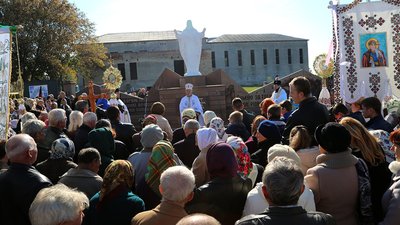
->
[99,160,134,201]
[145,140,177,197]
[210,117,226,140]
[227,136,253,178]
[49,138,75,160]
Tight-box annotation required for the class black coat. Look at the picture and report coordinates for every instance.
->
[0,163,52,225]
[226,123,251,141]
[186,176,252,225]
[240,109,255,134]
[173,133,200,168]
[171,127,185,145]
[282,97,329,145]
[365,115,393,134]
[251,139,281,167]
[236,206,335,225]
[111,120,137,151]
[73,124,93,160]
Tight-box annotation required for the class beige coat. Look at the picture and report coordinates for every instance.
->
[296,146,320,175]
[153,114,173,141]
[305,150,359,225]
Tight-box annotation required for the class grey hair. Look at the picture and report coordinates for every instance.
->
[29,184,89,225]
[5,134,36,159]
[160,166,195,202]
[48,109,66,127]
[68,111,83,133]
[262,157,304,206]
[184,119,200,130]
[21,112,37,127]
[22,119,45,138]
[83,112,97,125]
[177,214,221,225]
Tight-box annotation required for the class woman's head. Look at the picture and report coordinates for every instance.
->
[100,160,134,200]
[251,115,266,135]
[390,129,400,160]
[314,122,351,153]
[68,111,83,133]
[50,138,75,160]
[206,142,238,179]
[226,136,253,178]
[289,125,312,151]
[340,117,384,165]
[260,98,275,116]
[209,117,225,139]
[196,128,218,150]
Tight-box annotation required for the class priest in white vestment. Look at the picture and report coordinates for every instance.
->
[109,90,131,124]
[179,83,204,126]
[271,76,287,104]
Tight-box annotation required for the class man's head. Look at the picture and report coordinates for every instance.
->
[332,103,349,121]
[368,40,377,52]
[262,157,304,206]
[361,97,382,118]
[48,108,67,130]
[232,97,244,111]
[279,100,292,114]
[77,147,101,174]
[29,184,89,225]
[75,100,89,114]
[185,83,193,97]
[228,111,243,124]
[177,214,221,225]
[6,134,38,165]
[273,76,282,91]
[21,119,46,142]
[106,106,120,121]
[38,111,48,122]
[289,76,311,104]
[184,119,200,137]
[83,112,97,129]
[150,102,166,115]
[159,166,195,204]
[267,104,282,120]
[59,91,66,99]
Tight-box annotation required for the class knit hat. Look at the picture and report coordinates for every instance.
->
[314,122,351,153]
[257,120,281,140]
[141,124,164,148]
[182,108,196,120]
[50,138,75,159]
[267,144,301,166]
[203,110,217,126]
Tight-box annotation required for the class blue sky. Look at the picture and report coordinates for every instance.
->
[70,0,356,71]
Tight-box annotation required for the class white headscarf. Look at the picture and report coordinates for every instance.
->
[196,128,218,150]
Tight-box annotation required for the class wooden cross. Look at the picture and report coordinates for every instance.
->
[79,81,108,112]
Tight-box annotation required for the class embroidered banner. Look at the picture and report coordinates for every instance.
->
[334,0,400,103]
[0,27,11,141]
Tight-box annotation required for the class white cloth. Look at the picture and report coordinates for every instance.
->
[337,1,400,101]
[179,94,204,126]
[196,128,218,150]
[109,98,131,124]
[241,182,316,217]
[271,87,287,104]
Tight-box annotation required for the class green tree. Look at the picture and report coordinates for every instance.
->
[0,0,107,82]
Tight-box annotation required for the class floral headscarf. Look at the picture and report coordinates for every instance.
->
[227,136,253,178]
[49,138,75,160]
[210,117,227,141]
[99,160,134,201]
[145,140,177,197]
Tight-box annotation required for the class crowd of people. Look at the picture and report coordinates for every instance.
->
[1,76,400,225]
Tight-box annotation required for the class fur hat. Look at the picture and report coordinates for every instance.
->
[314,122,351,153]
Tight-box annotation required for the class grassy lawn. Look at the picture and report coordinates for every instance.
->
[242,86,261,93]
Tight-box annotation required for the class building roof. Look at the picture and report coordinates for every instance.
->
[97,31,307,44]
[97,31,177,43]
[208,33,307,43]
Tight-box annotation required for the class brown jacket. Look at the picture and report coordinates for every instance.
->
[305,150,359,225]
[131,201,187,225]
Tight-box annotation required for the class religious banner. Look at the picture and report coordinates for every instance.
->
[0,27,11,141]
[333,0,400,103]
[29,85,49,98]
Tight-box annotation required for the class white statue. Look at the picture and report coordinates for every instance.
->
[175,20,206,76]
